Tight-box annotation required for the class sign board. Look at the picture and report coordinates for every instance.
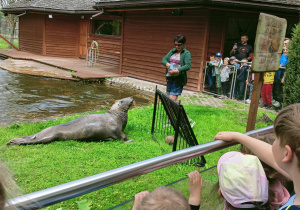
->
[252,13,287,73]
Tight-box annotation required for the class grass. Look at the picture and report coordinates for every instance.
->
[0,37,19,49]
[0,104,276,209]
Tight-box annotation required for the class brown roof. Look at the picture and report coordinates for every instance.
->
[1,0,98,13]
[93,0,300,9]
[2,0,299,13]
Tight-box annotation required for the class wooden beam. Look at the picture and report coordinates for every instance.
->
[0,34,20,51]
[246,73,263,132]
[198,11,210,92]
[119,12,125,75]
[106,6,204,12]
[43,15,46,56]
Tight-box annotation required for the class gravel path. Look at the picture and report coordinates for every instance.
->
[109,77,277,114]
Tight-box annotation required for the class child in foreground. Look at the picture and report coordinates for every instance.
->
[132,171,202,210]
[241,134,291,210]
[214,103,300,209]
[217,151,269,209]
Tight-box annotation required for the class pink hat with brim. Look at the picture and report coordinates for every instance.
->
[217,151,268,208]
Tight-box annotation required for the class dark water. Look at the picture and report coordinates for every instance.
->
[0,68,154,126]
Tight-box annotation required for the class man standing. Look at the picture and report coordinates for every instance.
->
[230,35,253,61]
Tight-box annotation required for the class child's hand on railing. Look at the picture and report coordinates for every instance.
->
[132,191,149,210]
[188,170,203,206]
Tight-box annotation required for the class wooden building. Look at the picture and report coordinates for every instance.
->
[2,0,299,91]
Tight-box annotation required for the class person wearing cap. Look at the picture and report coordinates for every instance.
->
[214,52,223,96]
[217,151,269,209]
[230,35,253,61]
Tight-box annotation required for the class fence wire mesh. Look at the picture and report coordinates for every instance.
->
[151,88,206,167]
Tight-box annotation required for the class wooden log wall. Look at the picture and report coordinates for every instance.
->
[206,10,226,61]
[19,14,44,55]
[121,9,209,91]
[87,35,121,67]
[45,15,79,57]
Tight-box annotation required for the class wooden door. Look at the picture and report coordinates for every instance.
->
[79,20,88,58]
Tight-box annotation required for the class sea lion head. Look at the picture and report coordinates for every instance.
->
[110,97,134,112]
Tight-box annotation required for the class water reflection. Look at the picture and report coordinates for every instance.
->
[0,68,153,126]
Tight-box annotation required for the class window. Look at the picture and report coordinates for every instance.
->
[92,20,122,36]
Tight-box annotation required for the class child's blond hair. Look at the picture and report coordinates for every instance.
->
[136,186,190,210]
[274,103,300,169]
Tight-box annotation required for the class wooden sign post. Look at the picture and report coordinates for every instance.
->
[246,13,287,132]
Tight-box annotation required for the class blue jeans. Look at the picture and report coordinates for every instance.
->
[235,80,246,100]
[166,78,183,95]
[207,75,216,93]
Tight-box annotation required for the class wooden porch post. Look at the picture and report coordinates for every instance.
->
[246,73,263,132]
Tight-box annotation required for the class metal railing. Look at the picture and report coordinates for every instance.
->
[7,125,273,209]
[202,61,252,102]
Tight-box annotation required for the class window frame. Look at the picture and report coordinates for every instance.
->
[90,16,122,38]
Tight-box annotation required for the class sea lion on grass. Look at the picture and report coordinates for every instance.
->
[7,97,134,145]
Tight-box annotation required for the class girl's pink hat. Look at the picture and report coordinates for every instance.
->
[217,151,268,208]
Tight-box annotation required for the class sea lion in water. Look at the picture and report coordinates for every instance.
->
[7,97,134,145]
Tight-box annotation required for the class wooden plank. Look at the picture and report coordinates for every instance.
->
[87,35,121,67]
[246,73,264,132]
[45,16,79,57]
[122,67,199,85]
[19,14,44,54]
[120,8,208,90]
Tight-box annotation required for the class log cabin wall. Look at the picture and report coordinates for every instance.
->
[87,35,121,67]
[45,15,80,57]
[205,10,226,61]
[121,9,209,91]
[87,16,122,67]
[19,14,44,55]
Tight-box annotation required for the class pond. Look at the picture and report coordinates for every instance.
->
[0,68,154,127]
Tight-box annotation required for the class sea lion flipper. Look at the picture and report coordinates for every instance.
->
[124,139,135,143]
[7,136,31,146]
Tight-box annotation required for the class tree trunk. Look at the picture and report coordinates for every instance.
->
[5,14,17,49]
[9,23,15,48]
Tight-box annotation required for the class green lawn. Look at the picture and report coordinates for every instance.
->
[0,36,19,49]
[0,104,276,209]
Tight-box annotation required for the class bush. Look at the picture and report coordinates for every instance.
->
[283,23,300,107]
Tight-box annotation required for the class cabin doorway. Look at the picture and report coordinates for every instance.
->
[223,15,298,59]
[79,20,88,58]
[223,17,258,59]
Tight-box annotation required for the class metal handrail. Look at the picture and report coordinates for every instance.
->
[8,125,274,209]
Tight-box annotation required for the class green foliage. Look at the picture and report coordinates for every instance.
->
[283,22,300,107]
[0,37,19,49]
[0,104,275,209]
[75,200,92,210]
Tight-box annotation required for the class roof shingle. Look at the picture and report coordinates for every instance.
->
[4,0,98,11]
[3,0,299,12]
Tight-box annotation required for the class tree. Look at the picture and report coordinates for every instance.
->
[283,23,300,107]
[0,0,19,48]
